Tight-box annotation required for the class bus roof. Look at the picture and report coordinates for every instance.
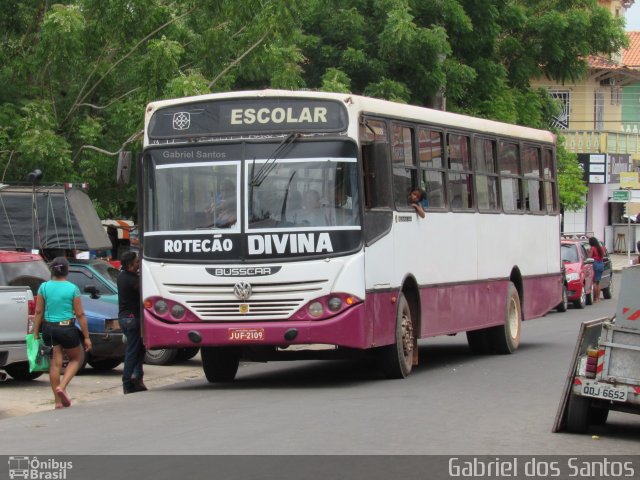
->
[145,89,556,144]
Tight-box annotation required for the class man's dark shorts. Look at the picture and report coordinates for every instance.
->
[41,321,81,349]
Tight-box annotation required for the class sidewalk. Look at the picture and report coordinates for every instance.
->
[610,253,638,272]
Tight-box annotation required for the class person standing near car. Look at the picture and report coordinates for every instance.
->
[33,257,91,409]
[588,237,605,303]
[117,251,147,394]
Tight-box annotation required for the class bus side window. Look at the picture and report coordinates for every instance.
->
[360,119,392,209]
[361,118,393,245]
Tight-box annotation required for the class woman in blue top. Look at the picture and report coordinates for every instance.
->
[33,257,91,409]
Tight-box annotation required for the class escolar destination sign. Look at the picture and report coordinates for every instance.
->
[148,98,348,139]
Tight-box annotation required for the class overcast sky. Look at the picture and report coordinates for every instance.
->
[626,2,640,30]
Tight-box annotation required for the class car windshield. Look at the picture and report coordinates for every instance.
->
[561,243,579,263]
[89,261,119,287]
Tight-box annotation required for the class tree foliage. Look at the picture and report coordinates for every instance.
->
[0,0,627,215]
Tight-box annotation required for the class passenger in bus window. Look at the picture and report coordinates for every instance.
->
[205,180,237,228]
[334,184,352,209]
[409,189,428,218]
[301,190,328,226]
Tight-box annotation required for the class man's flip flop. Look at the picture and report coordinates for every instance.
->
[55,387,71,407]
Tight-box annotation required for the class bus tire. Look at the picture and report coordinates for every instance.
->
[201,347,240,383]
[466,329,492,355]
[566,393,591,433]
[176,347,200,362]
[487,283,521,354]
[379,293,415,379]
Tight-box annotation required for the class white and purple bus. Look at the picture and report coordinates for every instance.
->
[140,90,562,381]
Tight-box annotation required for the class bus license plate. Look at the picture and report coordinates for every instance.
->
[228,328,265,342]
[581,381,627,402]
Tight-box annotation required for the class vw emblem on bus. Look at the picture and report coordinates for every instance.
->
[234,281,252,301]
[172,112,191,130]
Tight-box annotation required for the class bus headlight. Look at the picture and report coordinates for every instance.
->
[171,304,186,319]
[154,299,168,314]
[327,297,342,312]
[308,302,324,317]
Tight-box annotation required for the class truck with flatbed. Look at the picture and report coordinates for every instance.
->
[554,265,640,433]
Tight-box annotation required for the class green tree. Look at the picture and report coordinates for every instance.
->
[0,0,303,217]
[1,0,623,216]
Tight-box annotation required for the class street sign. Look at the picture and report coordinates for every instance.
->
[611,189,631,202]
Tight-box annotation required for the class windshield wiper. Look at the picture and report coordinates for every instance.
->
[280,171,297,223]
[250,133,299,187]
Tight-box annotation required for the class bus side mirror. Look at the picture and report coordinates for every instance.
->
[117,151,132,185]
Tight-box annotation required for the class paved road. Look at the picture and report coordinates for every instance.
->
[1,290,639,455]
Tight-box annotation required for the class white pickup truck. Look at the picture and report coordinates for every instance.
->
[0,285,41,381]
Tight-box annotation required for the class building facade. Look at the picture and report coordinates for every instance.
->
[530,0,640,254]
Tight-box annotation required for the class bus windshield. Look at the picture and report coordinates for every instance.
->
[145,140,360,233]
[247,157,360,230]
[143,139,362,261]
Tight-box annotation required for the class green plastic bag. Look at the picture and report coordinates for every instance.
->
[26,333,50,373]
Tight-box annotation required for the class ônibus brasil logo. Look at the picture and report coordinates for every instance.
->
[8,456,72,479]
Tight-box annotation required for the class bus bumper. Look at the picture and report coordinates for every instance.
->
[143,302,373,350]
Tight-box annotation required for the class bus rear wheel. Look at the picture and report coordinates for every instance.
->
[487,283,521,354]
[201,347,240,383]
[379,293,415,379]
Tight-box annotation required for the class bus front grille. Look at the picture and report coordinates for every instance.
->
[163,279,327,320]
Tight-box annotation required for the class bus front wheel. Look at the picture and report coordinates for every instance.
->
[201,347,240,383]
[379,293,415,379]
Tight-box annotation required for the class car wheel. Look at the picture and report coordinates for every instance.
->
[573,284,587,309]
[586,283,594,305]
[144,348,178,365]
[3,362,44,381]
[602,275,613,300]
[201,347,240,382]
[556,285,568,313]
[88,358,122,371]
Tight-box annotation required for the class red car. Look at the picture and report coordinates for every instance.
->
[561,239,595,309]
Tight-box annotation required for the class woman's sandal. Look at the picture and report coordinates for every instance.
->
[55,387,71,407]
